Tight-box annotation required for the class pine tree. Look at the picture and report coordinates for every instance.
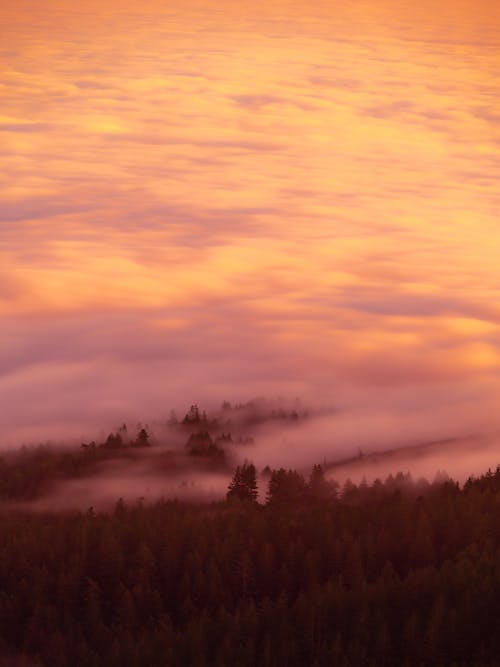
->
[227,463,258,502]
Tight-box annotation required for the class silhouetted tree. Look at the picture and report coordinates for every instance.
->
[227,463,258,502]
[183,405,201,425]
[266,468,307,505]
[134,428,150,448]
[186,431,226,462]
[104,433,123,449]
[308,464,329,499]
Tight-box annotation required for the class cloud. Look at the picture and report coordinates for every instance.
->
[0,122,54,132]
[0,197,96,223]
[0,0,499,459]
[334,286,500,320]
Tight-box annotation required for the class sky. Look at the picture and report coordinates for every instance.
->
[1,0,500,455]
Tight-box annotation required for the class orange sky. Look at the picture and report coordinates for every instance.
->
[1,0,500,449]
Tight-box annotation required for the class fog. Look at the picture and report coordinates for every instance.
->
[325,434,500,486]
[5,396,500,511]
[248,387,500,468]
[21,467,232,513]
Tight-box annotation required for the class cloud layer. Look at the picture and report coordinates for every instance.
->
[1,0,499,466]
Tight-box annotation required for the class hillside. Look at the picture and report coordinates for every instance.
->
[1,459,500,665]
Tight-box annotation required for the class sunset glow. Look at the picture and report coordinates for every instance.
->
[1,0,500,449]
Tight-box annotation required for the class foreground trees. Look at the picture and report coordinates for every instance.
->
[227,462,258,502]
[1,466,500,665]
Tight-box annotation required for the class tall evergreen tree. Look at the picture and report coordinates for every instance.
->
[227,463,258,502]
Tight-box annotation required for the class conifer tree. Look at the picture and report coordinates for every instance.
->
[227,462,258,502]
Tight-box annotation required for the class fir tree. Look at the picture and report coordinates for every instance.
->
[227,462,258,502]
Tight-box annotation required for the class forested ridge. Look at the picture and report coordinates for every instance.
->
[0,402,305,502]
[1,461,500,666]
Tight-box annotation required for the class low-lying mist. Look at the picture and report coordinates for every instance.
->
[2,396,499,512]
[21,464,231,513]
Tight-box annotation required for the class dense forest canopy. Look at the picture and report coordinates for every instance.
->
[1,444,500,664]
[1,403,500,665]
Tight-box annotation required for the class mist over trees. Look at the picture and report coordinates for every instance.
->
[1,401,500,665]
[0,459,500,664]
[0,401,306,503]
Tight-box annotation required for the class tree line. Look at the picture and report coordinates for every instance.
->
[0,463,500,665]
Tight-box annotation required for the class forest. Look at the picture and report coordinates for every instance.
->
[1,429,500,665]
[0,404,498,665]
